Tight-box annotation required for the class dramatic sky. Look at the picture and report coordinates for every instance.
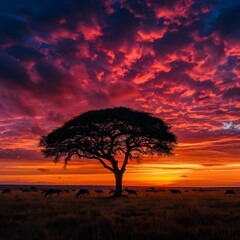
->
[0,0,240,186]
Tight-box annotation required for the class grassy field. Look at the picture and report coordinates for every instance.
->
[0,189,240,240]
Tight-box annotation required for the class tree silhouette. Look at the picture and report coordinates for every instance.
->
[40,107,177,196]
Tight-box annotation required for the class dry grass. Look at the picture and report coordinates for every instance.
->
[0,189,240,240]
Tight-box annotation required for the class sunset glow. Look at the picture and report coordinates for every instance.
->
[0,0,239,187]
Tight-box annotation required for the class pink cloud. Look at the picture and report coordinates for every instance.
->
[0,0,239,179]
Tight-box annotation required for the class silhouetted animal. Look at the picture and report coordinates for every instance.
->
[224,190,236,195]
[169,189,181,194]
[44,189,62,197]
[76,189,90,198]
[2,189,11,194]
[95,190,104,193]
[125,189,137,196]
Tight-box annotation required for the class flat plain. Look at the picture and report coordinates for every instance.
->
[0,188,240,240]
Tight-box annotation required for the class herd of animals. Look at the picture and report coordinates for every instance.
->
[0,187,238,198]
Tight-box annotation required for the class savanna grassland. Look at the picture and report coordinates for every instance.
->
[0,188,240,240]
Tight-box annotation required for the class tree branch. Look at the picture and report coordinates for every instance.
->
[96,157,114,172]
[120,144,130,173]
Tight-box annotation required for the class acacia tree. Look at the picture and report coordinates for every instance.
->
[40,107,177,196]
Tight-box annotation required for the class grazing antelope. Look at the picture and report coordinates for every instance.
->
[125,189,137,196]
[224,190,236,195]
[2,189,11,194]
[169,189,181,194]
[95,190,104,193]
[76,189,90,198]
[44,189,62,198]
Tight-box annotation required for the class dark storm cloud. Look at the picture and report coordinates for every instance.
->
[213,2,240,38]
[6,45,43,62]
[0,0,106,38]
[0,12,31,44]
[54,39,82,64]
[152,28,193,57]
[0,53,32,90]
[101,7,140,50]
[169,60,196,72]
[35,59,72,95]
[223,87,240,99]
[148,0,190,8]
[35,60,65,84]
[196,0,240,38]
[125,0,154,17]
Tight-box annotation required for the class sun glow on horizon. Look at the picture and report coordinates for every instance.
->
[1,159,240,187]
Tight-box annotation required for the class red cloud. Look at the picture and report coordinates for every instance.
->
[0,0,239,185]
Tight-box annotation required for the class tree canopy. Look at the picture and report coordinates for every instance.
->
[40,107,177,196]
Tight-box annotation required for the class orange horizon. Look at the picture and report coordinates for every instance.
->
[1,136,240,187]
[1,160,240,187]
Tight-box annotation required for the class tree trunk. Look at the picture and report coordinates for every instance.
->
[114,171,123,197]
